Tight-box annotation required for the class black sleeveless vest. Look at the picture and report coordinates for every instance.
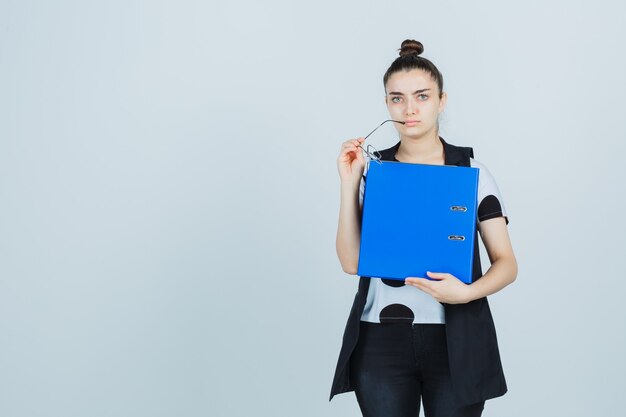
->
[329,137,508,407]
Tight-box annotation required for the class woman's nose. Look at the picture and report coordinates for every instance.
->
[405,99,417,115]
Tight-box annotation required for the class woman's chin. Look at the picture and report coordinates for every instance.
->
[402,126,436,139]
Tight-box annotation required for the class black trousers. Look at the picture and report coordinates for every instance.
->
[349,321,485,417]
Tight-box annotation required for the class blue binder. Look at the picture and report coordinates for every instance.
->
[357,160,479,284]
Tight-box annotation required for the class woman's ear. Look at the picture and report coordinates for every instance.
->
[438,91,448,113]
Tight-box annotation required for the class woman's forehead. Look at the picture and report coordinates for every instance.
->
[386,69,435,92]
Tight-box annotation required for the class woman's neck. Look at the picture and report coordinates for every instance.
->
[394,134,445,165]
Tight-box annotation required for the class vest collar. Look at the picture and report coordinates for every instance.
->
[376,136,473,167]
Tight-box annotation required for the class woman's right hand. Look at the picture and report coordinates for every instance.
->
[337,137,366,184]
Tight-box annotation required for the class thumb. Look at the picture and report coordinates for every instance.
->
[426,271,446,279]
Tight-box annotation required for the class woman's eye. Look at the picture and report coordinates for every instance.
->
[418,94,429,100]
[391,97,402,103]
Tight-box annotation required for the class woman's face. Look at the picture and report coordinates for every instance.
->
[384,69,447,140]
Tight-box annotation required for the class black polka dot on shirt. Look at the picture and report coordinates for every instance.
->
[382,278,405,287]
[379,304,415,324]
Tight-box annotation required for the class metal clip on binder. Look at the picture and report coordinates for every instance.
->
[450,205,468,241]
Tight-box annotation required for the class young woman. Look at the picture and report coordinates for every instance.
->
[330,39,518,417]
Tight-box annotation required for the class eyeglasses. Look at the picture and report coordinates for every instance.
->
[358,119,405,165]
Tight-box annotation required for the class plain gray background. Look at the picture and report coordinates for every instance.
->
[1,1,625,416]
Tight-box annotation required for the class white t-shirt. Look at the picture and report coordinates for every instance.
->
[359,157,509,324]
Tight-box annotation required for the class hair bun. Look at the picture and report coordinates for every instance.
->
[398,39,424,58]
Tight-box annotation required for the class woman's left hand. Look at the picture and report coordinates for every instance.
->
[405,272,473,305]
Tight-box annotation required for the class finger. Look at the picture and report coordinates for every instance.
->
[350,137,364,142]
[343,137,363,144]
[343,140,363,151]
[341,139,364,152]
[340,145,359,157]
[410,278,430,289]
[413,283,433,296]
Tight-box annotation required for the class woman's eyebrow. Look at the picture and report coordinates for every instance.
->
[388,88,431,95]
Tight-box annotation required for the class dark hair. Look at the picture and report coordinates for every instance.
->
[383,39,444,99]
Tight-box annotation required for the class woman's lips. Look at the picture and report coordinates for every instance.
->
[405,121,420,126]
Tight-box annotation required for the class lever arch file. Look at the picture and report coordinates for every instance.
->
[357,160,479,284]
